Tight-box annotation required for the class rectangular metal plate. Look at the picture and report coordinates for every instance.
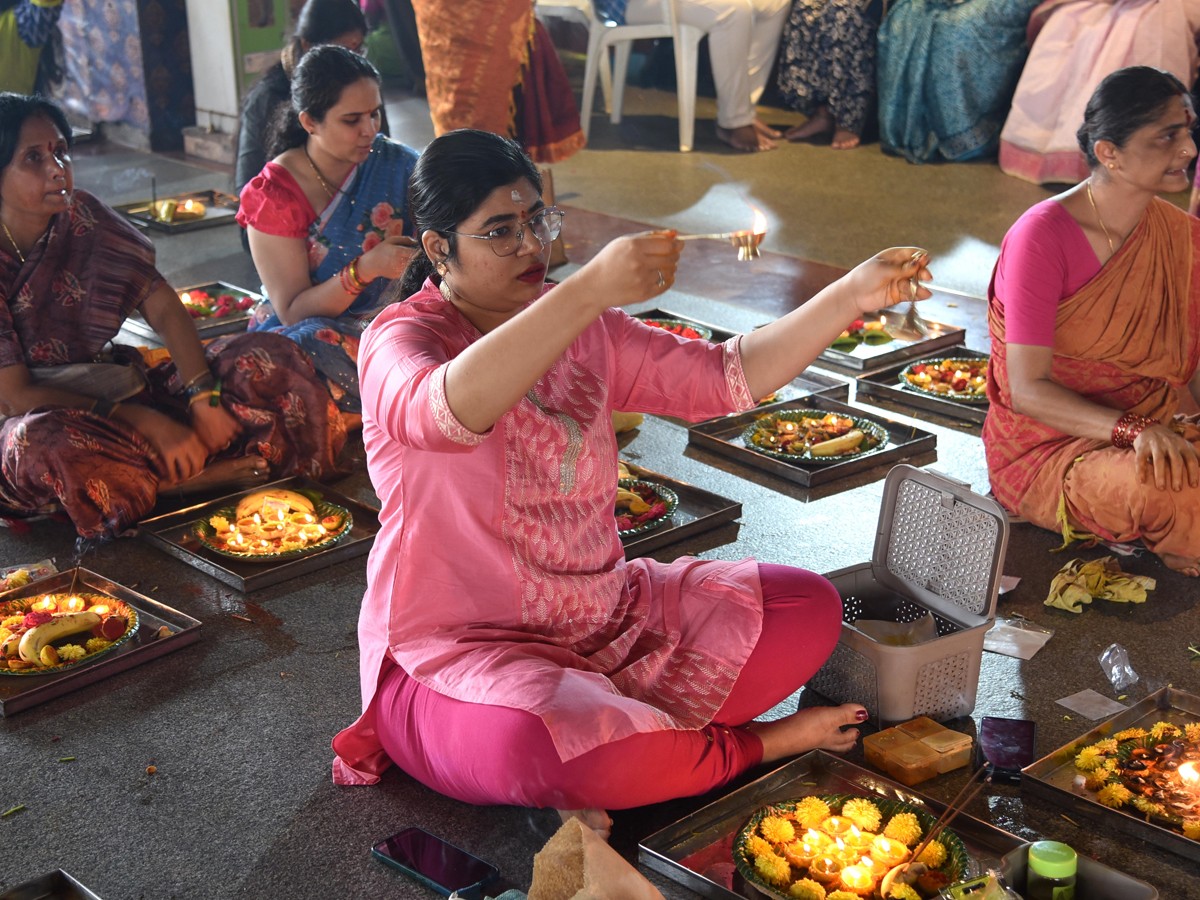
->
[639,750,1025,900]
[136,478,380,592]
[1022,686,1200,865]
[817,310,966,374]
[687,395,937,488]
[121,281,261,342]
[0,568,202,717]
[114,189,239,234]
[619,461,742,557]
[855,348,990,427]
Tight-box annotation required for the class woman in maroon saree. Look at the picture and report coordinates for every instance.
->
[0,93,346,539]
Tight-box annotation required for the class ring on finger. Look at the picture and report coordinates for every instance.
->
[656,270,666,288]
[908,277,919,301]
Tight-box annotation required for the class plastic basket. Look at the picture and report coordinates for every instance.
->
[808,465,1008,722]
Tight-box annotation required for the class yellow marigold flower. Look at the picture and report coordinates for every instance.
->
[209,514,231,532]
[841,798,883,832]
[827,892,859,900]
[760,815,797,845]
[788,879,827,900]
[1182,819,1200,840]
[1097,783,1133,808]
[1184,723,1200,743]
[0,627,11,644]
[745,835,775,862]
[1131,796,1163,817]
[794,797,832,830]
[753,850,791,887]
[916,840,947,868]
[1113,728,1147,742]
[1149,721,1180,741]
[1090,738,1118,754]
[85,637,112,653]
[885,884,922,900]
[57,644,86,660]
[1074,746,1104,771]
[883,812,922,847]
[1083,762,1117,791]
[1,614,24,629]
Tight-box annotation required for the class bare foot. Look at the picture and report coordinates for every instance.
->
[716,124,777,152]
[832,128,861,150]
[754,118,782,140]
[747,702,867,764]
[557,807,613,841]
[784,108,834,143]
[165,456,269,496]
[1160,552,1200,577]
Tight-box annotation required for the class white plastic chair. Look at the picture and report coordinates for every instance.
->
[580,0,705,152]
[535,0,613,116]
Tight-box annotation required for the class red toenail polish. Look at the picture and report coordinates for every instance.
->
[855,709,869,722]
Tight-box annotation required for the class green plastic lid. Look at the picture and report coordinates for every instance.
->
[1028,840,1078,879]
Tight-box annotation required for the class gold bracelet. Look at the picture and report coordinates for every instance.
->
[181,370,213,391]
[187,390,216,407]
[348,256,367,291]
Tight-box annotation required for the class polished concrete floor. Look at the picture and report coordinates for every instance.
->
[2,62,1199,900]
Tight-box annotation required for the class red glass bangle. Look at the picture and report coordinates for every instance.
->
[1111,412,1157,449]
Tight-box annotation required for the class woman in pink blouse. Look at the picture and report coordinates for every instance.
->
[331,129,933,836]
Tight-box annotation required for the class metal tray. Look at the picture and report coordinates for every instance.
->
[687,395,937,488]
[619,461,741,557]
[635,308,739,343]
[817,310,966,374]
[1022,686,1200,865]
[0,569,202,717]
[136,478,380,592]
[856,348,990,427]
[121,281,260,342]
[0,869,104,900]
[639,750,1025,900]
[114,189,239,234]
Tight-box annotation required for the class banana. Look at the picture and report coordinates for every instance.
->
[615,488,650,514]
[236,489,314,521]
[17,611,101,664]
[809,429,866,457]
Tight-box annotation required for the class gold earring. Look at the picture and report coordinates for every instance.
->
[439,276,452,301]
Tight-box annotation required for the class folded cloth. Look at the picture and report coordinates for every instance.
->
[1044,556,1155,614]
[527,818,664,900]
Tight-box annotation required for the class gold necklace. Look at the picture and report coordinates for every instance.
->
[1,221,25,264]
[304,145,341,199]
[1086,179,1116,257]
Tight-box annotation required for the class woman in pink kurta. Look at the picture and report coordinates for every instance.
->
[331,129,933,832]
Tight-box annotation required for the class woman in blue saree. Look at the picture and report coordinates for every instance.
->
[876,0,1041,163]
[238,45,419,414]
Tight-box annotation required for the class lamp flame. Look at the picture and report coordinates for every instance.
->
[1180,761,1199,787]
[752,207,768,235]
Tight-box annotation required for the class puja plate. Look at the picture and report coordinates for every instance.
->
[616,479,678,539]
[0,568,202,717]
[633,308,852,422]
[136,478,380,592]
[855,349,990,428]
[687,395,936,489]
[639,750,1024,900]
[122,281,261,341]
[817,310,965,374]
[114,189,240,234]
[618,462,742,558]
[1022,686,1200,865]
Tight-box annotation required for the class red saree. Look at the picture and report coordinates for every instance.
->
[411,0,584,163]
[985,198,1200,557]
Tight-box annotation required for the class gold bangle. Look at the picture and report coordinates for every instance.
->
[181,370,213,391]
[348,256,367,291]
[187,390,216,407]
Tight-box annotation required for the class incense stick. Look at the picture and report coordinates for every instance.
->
[676,231,739,241]
[910,766,991,864]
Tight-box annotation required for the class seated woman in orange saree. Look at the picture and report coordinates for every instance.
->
[409,0,584,163]
[985,66,1200,575]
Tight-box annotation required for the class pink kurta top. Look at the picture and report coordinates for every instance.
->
[332,281,763,784]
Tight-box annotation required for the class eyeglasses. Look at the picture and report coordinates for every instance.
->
[444,207,564,257]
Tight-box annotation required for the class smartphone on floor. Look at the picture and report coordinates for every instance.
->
[976,715,1037,785]
[371,826,500,899]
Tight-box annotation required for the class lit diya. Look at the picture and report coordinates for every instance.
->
[196,488,352,561]
[0,592,139,674]
[678,208,768,261]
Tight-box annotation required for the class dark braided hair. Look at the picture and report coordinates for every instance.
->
[396,129,542,300]
[1077,66,1189,169]
[265,43,380,158]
